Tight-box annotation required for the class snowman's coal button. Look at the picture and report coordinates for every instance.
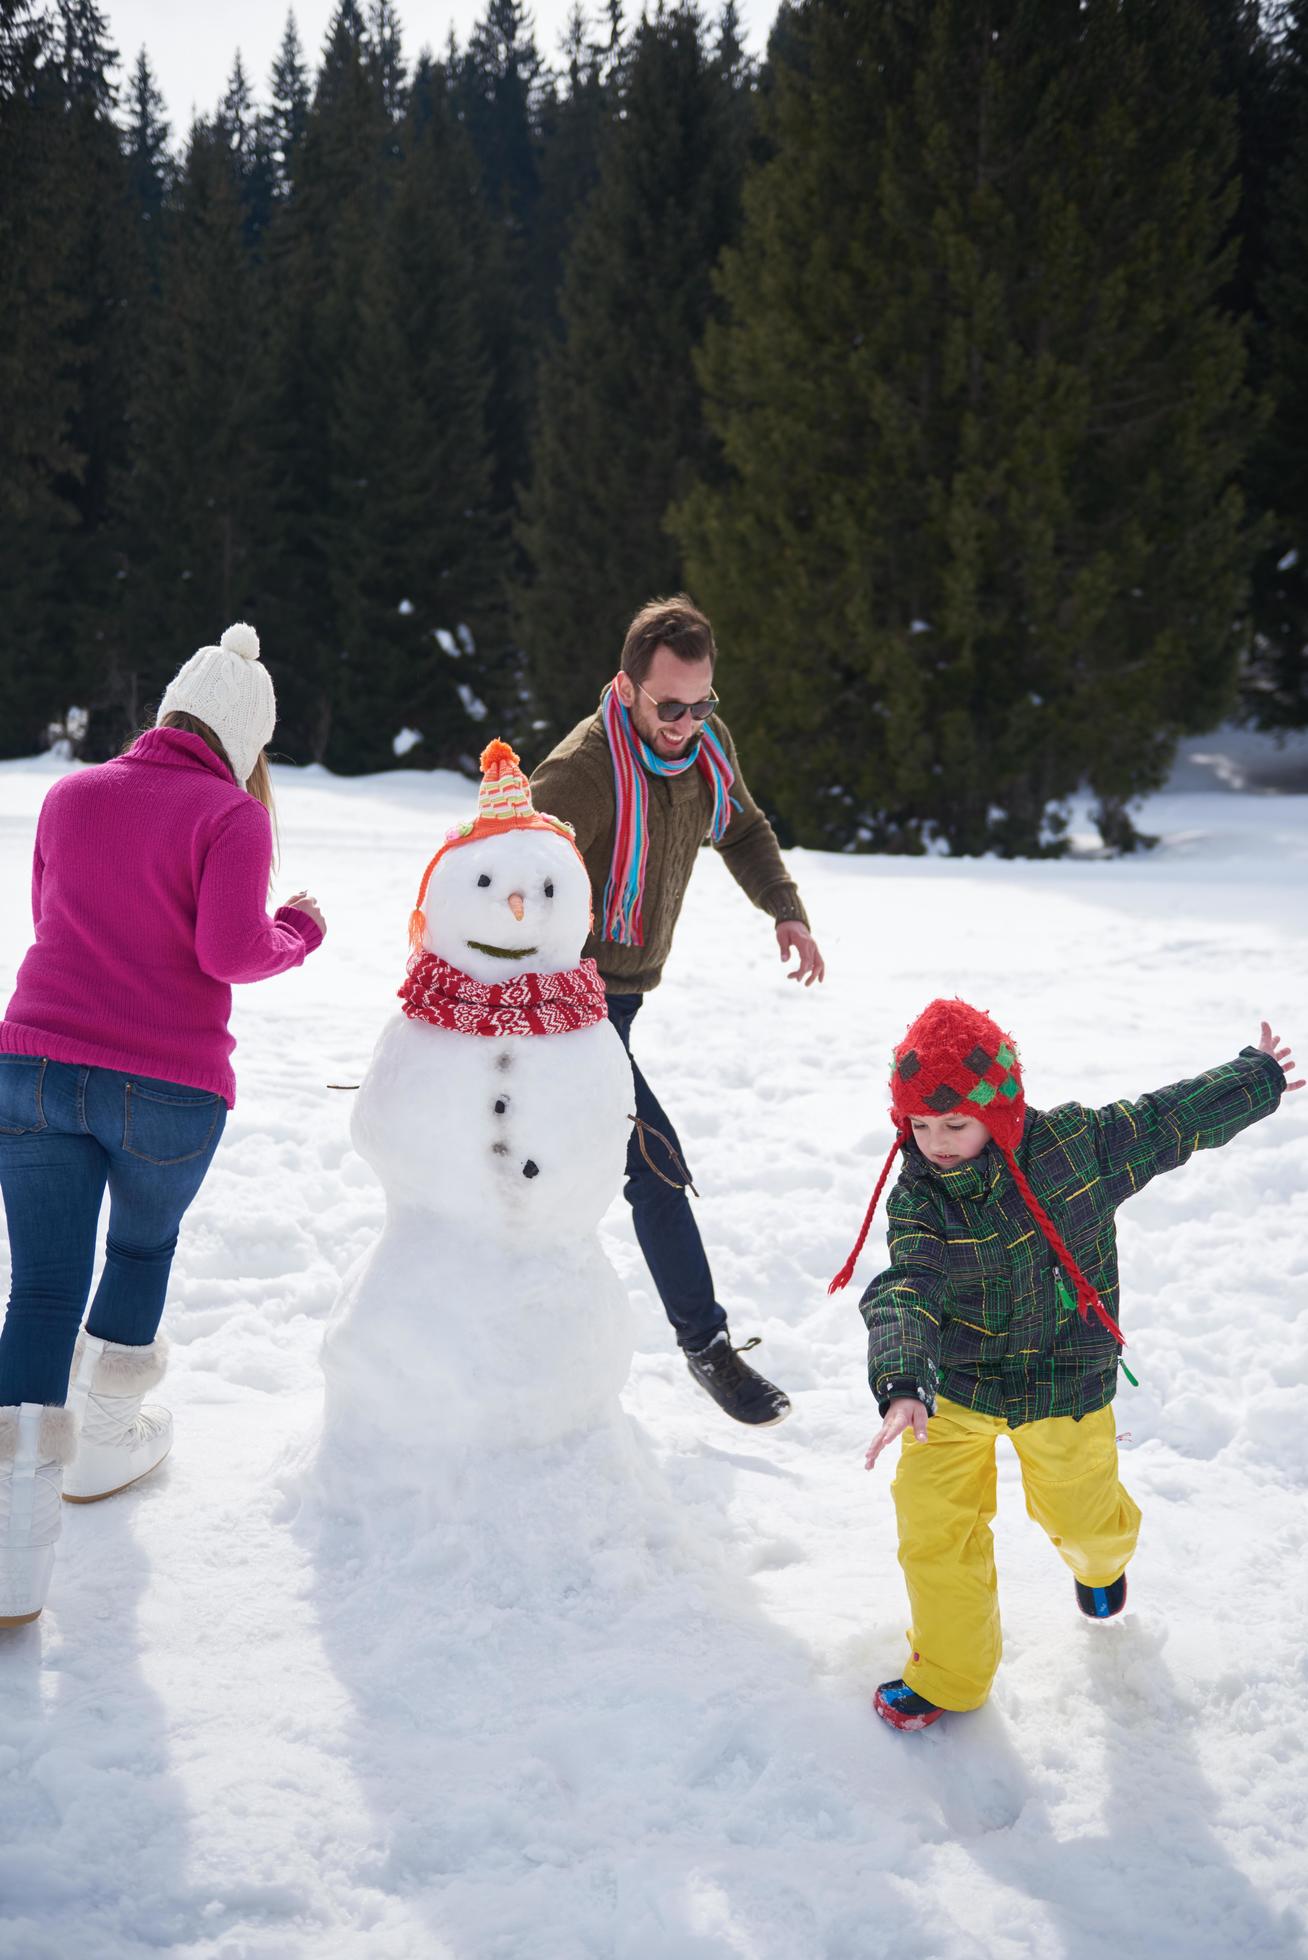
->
[493,1098,508,1115]
[522,1159,540,1179]
[491,1141,509,1156]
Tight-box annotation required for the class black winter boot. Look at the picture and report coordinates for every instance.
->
[685,1333,791,1427]
[1075,1574,1128,1619]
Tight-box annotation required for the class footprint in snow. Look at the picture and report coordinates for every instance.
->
[915,1705,1031,1837]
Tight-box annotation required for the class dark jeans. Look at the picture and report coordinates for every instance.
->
[0,1055,226,1406]
[606,993,728,1354]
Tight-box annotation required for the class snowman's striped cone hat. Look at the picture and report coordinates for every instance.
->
[408,739,585,953]
[475,738,535,824]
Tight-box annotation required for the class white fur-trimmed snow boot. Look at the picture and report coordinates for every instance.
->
[63,1333,172,1504]
[1,1404,78,1626]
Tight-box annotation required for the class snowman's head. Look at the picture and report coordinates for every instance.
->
[422,826,592,985]
[407,739,594,986]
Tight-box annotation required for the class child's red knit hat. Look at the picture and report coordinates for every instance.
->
[829,998,1124,1346]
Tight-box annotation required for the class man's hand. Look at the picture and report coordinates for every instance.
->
[865,1398,928,1469]
[1257,1020,1303,1091]
[776,921,825,986]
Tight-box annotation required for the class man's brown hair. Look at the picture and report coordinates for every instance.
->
[619,594,717,688]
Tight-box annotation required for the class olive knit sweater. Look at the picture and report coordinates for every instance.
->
[530,710,809,994]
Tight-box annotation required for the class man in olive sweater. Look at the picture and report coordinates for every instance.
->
[531,595,824,1425]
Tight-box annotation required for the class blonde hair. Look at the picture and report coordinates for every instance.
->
[151,710,281,877]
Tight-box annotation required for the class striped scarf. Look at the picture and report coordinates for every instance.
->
[599,682,735,946]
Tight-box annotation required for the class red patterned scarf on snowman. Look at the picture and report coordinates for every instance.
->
[399,950,608,1037]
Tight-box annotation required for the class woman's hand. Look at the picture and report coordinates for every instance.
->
[286,891,326,935]
[1257,1021,1303,1091]
[865,1397,928,1470]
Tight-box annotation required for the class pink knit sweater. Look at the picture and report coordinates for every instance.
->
[0,729,323,1106]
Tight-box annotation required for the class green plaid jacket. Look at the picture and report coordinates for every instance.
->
[859,1049,1285,1428]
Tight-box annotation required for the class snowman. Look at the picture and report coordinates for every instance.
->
[312,741,636,1508]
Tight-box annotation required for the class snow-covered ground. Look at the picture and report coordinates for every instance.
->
[1,729,1305,1959]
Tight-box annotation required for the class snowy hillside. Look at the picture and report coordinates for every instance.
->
[1,734,1305,1959]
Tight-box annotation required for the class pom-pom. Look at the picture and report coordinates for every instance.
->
[220,621,261,662]
[479,737,520,774]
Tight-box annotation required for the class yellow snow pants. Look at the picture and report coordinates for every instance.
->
[892,1394,1141,1712]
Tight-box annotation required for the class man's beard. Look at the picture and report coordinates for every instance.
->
[642,714,692,753]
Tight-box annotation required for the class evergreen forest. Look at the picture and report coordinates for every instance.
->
[2,0,1307,852]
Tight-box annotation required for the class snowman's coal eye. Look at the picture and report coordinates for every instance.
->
[477,874,491,888]
[544,881,554,898]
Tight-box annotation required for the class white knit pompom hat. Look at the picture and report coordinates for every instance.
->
[156,622,276,786]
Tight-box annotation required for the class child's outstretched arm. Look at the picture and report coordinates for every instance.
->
[859,1184,947,1469]
[1088,1023,1297,1207]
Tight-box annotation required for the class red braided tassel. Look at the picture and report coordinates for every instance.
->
[829,1133,905,1294]
[999,1147,1126,1347]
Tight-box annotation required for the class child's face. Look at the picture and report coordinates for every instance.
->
[908,1112,991,1167]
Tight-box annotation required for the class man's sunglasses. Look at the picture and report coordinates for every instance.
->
[636,680,720,724]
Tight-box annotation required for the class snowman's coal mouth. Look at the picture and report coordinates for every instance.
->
[467,939,538,960]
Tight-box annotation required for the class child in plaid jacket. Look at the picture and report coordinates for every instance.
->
[830,998,1299,1731]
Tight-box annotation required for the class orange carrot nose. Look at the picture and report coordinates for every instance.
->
[507,893,525,921]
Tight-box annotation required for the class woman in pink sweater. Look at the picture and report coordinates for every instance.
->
[0,623,325,1626]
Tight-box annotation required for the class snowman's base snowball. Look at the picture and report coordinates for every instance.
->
[287,1401,721,1684]
[302,1213,636,1528]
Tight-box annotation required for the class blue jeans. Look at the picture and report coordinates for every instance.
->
[606,994,728,1353]
[0,1055,226,1406]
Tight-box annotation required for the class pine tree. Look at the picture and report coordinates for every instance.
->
[672,0,1254,855]
[1200,0,1277,330]
[267,11,310,196]
[0,0,81,753]
[120,47,170,283]
[327,54,507,771]
[58,0,112,109]
[516,4,752,737]
[457,0,541,238]
[533,3,609,339]
[218,49,255,157]
[111,117,275,739]
[49,0,151,753]
[256,0,399,760]
[454,0,544,514]
[1246,2,1308,727]
[0,0,76,528]
[215,51,278,252]
[0,0,44,91]
[366,0,406,125]
[0,0,148,754]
